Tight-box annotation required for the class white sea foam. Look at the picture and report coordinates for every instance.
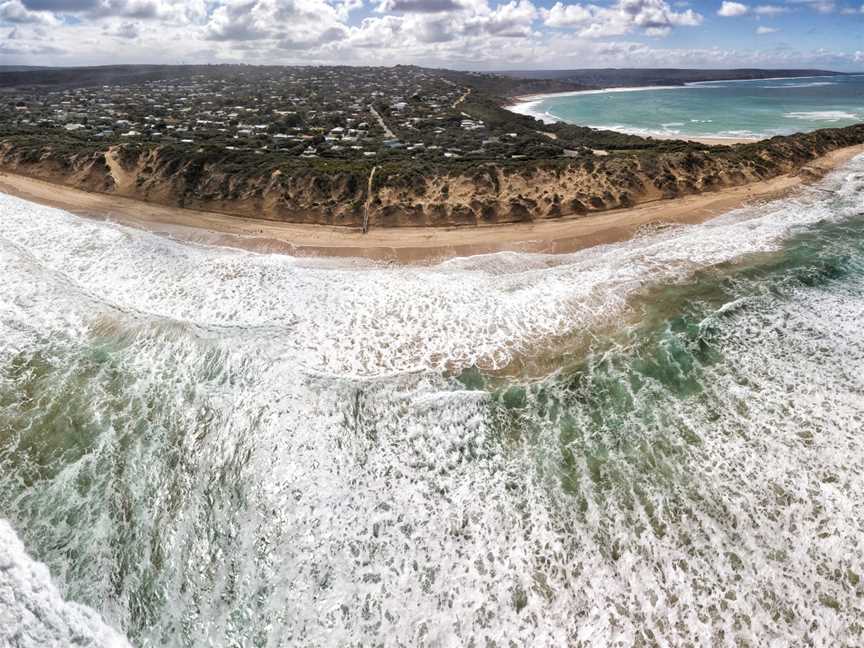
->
[575,123,681,138]
[505,84,707,123]
[575,123,766,140]
[0,520,131,647]
[2,157,864,646]
[690,74,837,86]
[505,99,558,123]
[785,110,859,121]
[0,159,860,378]
[762,81,837,88]
[509,76,861,140]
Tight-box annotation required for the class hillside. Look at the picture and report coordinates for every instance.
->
[2,125,863,228]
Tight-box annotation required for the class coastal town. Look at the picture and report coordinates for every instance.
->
[3,63,858,235]
[0,65,571,163]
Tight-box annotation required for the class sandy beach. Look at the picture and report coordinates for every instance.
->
[1,143,862,263]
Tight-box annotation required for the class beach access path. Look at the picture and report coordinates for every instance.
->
[0,144,861,264]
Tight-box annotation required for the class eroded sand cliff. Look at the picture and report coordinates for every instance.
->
[2,125,862,228]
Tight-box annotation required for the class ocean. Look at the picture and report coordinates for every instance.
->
[2,155,864,646]
[513,75,864,140]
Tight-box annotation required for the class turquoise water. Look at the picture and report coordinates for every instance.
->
[2,158,864,645]
[517,75,864,139]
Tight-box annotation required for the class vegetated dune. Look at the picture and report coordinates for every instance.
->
[1,124,863,228]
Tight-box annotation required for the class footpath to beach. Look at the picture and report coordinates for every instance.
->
[1,144,862,264]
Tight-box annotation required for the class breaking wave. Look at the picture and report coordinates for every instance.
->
[762,81,837,88]
[0,520,131,647]
[785,110,859,121]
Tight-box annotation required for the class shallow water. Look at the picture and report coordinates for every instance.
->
[2,157,864,646]
[518,75,864,139]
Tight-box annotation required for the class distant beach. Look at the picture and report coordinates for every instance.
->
[505,83,732,121]
[508,75,864,143]
[506,88,759,145]
[508,85,685,121]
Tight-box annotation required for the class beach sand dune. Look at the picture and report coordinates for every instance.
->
[0,144,861,263]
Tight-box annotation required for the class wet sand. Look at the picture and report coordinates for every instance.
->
[1,143,862,263]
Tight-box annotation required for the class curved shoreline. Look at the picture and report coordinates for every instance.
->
[1,144,863,264]
[505,94,760,144]
[504,75,848,143]
[507,85,698,123]
[508,73,843,105]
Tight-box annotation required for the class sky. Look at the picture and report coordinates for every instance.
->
[0,0,862,70]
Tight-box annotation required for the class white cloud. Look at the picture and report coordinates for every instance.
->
[756,25,778,33]
[0,0,860,69]
[542,0,702,38]
[753,4,788,14]
[118,20,138,37]
[377,0,463,12]
[537,37,864,70]
[542,1,592,25]
[717,1,748,16]
[0,0,57,24]
[786,0,835,12]
[104,19,140,38]
[465,0,538,37]
[342,0,538,54]
[24,0,164,19]
[204,0,348,46]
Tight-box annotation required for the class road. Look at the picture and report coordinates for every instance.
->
[452,87,471,109]
[440,77,471,109]
[368,104,395,139]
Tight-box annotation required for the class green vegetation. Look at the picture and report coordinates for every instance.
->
[0,63,707,171]
[1,64,863,216]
